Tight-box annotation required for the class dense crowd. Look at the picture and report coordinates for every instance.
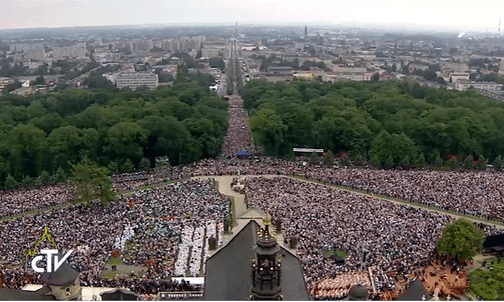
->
[301,168,504,222]
[172,158,504,222]
[3,156,504,298]
[0,184,74,218]
[110,158,504,224]
[222,95,253,157]
[0,179,229,295]
[311,272,371,300]
[243,176,499,295]
[112,169,174,191]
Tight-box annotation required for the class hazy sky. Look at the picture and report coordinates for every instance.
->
[0,0,502,31]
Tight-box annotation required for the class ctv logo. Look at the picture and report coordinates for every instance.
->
[31,249,74,273]
[27,226,74,273]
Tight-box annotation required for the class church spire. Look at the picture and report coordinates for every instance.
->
[250,217,282,300]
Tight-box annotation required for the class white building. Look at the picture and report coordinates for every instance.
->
[202,48,220,58]
[116,72,158,90]
[325,72,365,82]
[24,49,45,60]
[440,60,469,73]
[455,80,503,91]
[332,66,366,73]
[449,73,470,83]
[52,44,86,58]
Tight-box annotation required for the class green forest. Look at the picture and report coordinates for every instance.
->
[241,80,504,167]
[0,82,228,186]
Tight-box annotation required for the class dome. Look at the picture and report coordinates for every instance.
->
[348,284,368,300]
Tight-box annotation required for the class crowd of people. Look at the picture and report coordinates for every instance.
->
[298,168,504,222]
[0,179,229,296]
[168,158,504,222]
[311,273,371,300]
[221,95,253,157]
[0,184,74,218]
[243,176,500,297]
[3,155,504,299]
[78,275,202,295]
[112,169,174,192]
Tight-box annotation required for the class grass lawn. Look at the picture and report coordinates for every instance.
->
[229,195,237,227]
[323,249,348,260]
[100,270,120,279]
[106,256,124,265]
[469,255,504,300]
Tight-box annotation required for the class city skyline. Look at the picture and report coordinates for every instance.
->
[0,0,502,33]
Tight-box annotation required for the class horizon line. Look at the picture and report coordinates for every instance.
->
[0,21,494,34]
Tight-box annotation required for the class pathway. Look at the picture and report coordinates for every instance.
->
[192,175,293,253]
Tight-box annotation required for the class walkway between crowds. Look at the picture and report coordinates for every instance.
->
[192,175,294,253]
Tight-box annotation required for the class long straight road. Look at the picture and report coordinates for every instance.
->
[221,39,253,157]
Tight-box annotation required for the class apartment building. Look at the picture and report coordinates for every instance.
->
[115,72,159,90]
[52,44,86,58]
[202,49,220,58]
[455,80,503,91]
[332,66,367,73]
[449,73,470,83]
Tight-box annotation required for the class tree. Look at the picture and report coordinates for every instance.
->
[35,75,45,85]
[309,152,319,165]
[39,170,50,185]
[48,126,84,172]
[416,152,426,167]
[370,155,381,167]
[139,157,150,171]
[5,174,16,190]
[340,153,351,167]
[22,175,35,188]
[433,151,443,166]
[120,159,135,173]
[447,157,459,169]
[492,155,503,171]
[108,161,119,174]
[398,155,411,167]
[437,219,484,262]
[209,58,225,70]
[385,154,394,168]
[55,167,66,183]
[324,150,334,166]
[249,109,288,156]
[477,155,487,170]
[83,75,115,89]
[72,158,115,207]
[371,131,392,165]
[465,155,475,170]
[391,63,397,72]
[436,77,446,85]
[423,70,437,81]
[107,122,148,164]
